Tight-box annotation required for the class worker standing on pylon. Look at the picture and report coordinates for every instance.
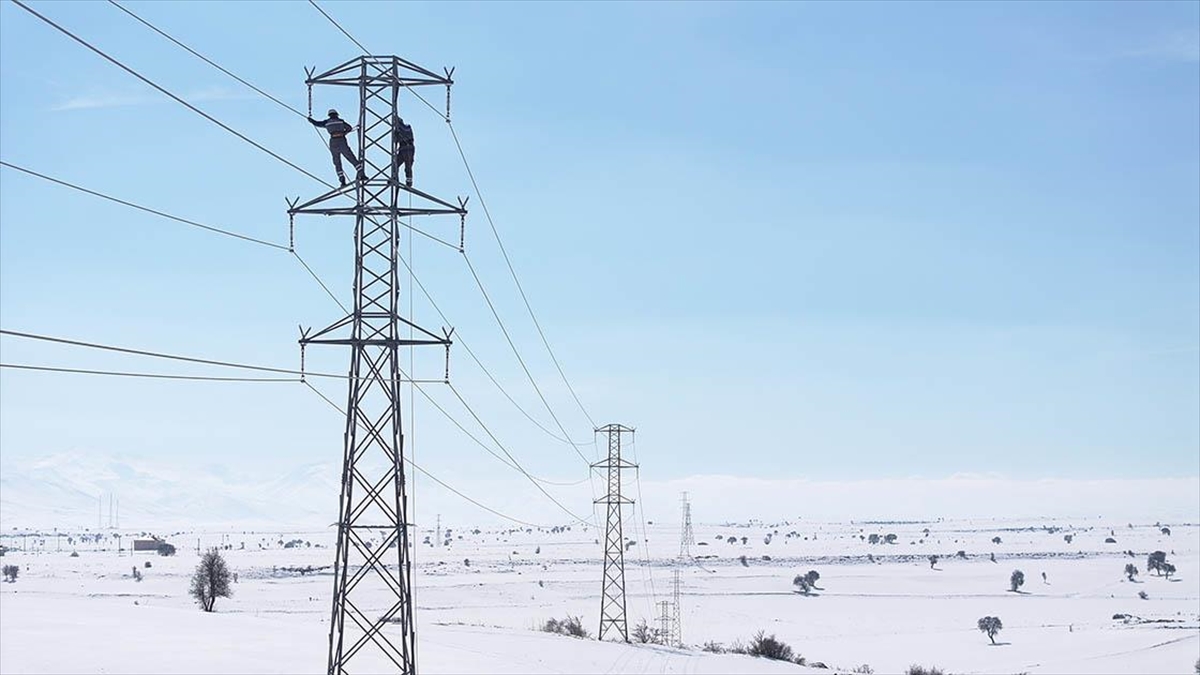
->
[394,116,415,188]
[308,108,363,187]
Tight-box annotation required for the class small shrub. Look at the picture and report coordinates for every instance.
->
[906,667,947,675]
[132,567,143,582]
[977,615,1003,644]
[69,551,79,558]
[541,615,588,638]
[1063,534,1073,544]
[1125,563,1138,581]
[632,619,654,644]
[1148,550,1167,575]
[739,555,749,567]
[1,564,18,582]
[867,534,881,545]
[793,574,812,595]
[929,555,939,569]
[884,533,898,544]
[851,666,874,675]
[1163,562,1176,579]
[463,558,470,567]
[1105,537,1117,544]
[1010,569,1025,592]
[701,641,725,653]
[1138,590,1149,600]
[157,542,176,557]
[746,631,794,661]
[992,536,1002,545]
[144,561,152,568]
[955,550,967,559]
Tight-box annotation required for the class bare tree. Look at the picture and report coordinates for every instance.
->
[190,548,232,612]
[1124,564,1138,581]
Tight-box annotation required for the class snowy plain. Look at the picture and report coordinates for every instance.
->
[1,516,1197,674]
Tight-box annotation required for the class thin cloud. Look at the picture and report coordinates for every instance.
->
[51,86,258,112]
[1119,29,1200,63]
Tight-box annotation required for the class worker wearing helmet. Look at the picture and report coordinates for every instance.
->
[393,116,415,188]
[308,108,363,187]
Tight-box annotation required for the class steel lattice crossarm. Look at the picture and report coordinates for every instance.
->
[307,55,453,88]
[288,183,467,219]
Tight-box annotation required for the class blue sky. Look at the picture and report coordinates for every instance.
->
[1,1,1197,499]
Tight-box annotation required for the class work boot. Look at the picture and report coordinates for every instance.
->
[338,175,347,187]
[406,177,413,188]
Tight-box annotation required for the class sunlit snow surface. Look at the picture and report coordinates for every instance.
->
[1,518,1197,674]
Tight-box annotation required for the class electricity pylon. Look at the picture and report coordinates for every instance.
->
[592,423,637,642]
[678,491,695,561]
[658,600,671,645]
[670,568,682,647]
[289,55,466,675]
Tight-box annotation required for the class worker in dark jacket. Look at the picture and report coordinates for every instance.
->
[308,108,362,187]
[394,117,415,187]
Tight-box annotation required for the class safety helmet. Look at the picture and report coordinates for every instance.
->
[328,108,339,117]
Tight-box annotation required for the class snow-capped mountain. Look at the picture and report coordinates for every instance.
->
[0,451,340,529]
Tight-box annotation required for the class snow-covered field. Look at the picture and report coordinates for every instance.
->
[1,518,1197,674]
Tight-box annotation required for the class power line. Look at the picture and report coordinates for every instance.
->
[303,381,548,529]
[448,121,597,430]
[292,250,349,314]
[105,0,330,149]
[307,0,368,55]
[3,326,582,516]
[0,363,295,382]
[448,383,593,525]
[462,252,591,464]
[2,361,546,528]
[0,161,289,251]
[10,0,335,189]
[396,254,590,448]
[0,329,439,383]
[107,0,305,119]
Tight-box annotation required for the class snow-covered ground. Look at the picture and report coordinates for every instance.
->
[1,518,1197,674]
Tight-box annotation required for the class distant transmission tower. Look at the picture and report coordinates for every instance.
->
[670,568,682,647]
[592,424,637,642]
[657,600,671,644]
[678,491,694,561]
[290,55,465,675]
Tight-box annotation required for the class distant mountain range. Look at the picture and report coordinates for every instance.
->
[0,451,341,529]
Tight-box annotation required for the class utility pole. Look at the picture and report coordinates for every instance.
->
[670,568,682,647]
[592,424,637,642]
[678,491,694,561]
[289,55,463,675]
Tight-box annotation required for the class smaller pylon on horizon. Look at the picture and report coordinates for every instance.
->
[670,568,682,647]
[678,491,695,561]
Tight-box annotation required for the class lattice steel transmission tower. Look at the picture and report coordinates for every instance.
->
[289,55,466,675]
[678,491,695,561]
[670,568,682,647]
[657,600,671,644]
[592,423,637,642]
